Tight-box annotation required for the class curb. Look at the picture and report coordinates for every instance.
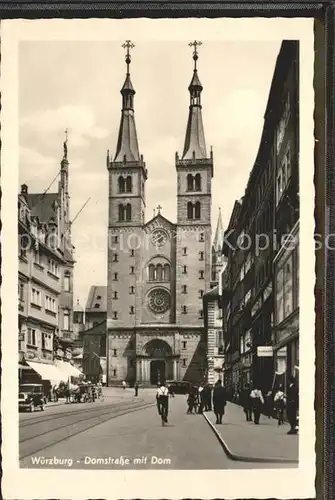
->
[202,412,299,464]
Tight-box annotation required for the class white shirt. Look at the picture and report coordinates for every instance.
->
[157,387,169,397]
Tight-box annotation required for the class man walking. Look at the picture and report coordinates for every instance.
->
[213,380,227,424]
[134,381,139,397]
[241,383,252,421]
[286,376,299,434]
[250,384,264,424]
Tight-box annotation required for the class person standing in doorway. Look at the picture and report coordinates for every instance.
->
[250,385,264,424]
[286,376,299,434]
[213,380,227,424]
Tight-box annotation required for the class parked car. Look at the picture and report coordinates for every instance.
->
[166,380,192,395]
[19,383,46,412]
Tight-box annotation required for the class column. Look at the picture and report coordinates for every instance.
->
[136,359,142,382]
[142,359,149,383]
[173,359,177,380]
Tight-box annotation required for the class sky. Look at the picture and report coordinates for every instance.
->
[19,39,281,306]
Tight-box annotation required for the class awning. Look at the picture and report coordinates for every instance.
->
[26,361,66,383]
[55,360,83,378]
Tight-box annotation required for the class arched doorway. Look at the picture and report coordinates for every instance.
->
[143,339,173,384]
[150,360,166,385]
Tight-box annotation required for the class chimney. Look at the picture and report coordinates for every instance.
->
[21,184,28,195]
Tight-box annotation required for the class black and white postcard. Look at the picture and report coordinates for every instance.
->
[1,17,315,499]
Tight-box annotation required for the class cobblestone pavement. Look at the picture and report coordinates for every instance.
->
[20,391,296,469]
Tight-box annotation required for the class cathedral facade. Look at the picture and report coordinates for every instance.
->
[106,41,217,386]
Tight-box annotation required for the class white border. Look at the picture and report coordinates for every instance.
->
[1,18,315,499]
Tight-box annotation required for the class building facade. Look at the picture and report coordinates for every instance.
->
[106,43,214,386]
[222,41,299,396]
[85,285,107,330]
[271,39,300,387]
[18,139,77,381]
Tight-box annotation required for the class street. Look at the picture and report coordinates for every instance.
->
[19,388,297,470]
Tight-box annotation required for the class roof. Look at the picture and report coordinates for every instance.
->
[182,105,207,160]
[74,298,84,313]
[144,212,176,230]
[121,73,135,93]
[203,285,220,299]
[26,192,59,222]
[114,110,140,162]
[189,69,203,90]
[85,285,107,312]
[83,320,107,336]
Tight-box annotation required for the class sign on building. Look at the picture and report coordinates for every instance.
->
[257,346,273,357]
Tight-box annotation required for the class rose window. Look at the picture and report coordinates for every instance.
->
[148,288,171,314]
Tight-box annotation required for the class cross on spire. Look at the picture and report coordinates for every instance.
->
[189,40,202,69]
[157,204,162,214]
[122,40,135,73]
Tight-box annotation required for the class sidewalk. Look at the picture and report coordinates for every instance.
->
[203,402,298,464]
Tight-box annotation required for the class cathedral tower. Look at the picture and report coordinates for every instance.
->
[175,41,213,326]
[107,41,147,360]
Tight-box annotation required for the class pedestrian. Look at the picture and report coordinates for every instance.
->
[213,379,227,424]
[207,384,213,411]
[134,381,139,397]
[65,384,71,404]
[186,389,196,414]
[198,384,205,414]
[241,383,253,421]
[274,385,286,425]
[122,380,127,390]
[250,385,264,424]
[286,376,299,434]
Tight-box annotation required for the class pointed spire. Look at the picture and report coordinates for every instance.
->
[114,40,140,163]
[213,208,224,252]
[182,41,207,160]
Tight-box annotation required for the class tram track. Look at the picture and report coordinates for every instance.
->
[19,401,155,460]
[19,398,147,428]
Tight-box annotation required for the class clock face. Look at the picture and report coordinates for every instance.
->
[151,228,168,247]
